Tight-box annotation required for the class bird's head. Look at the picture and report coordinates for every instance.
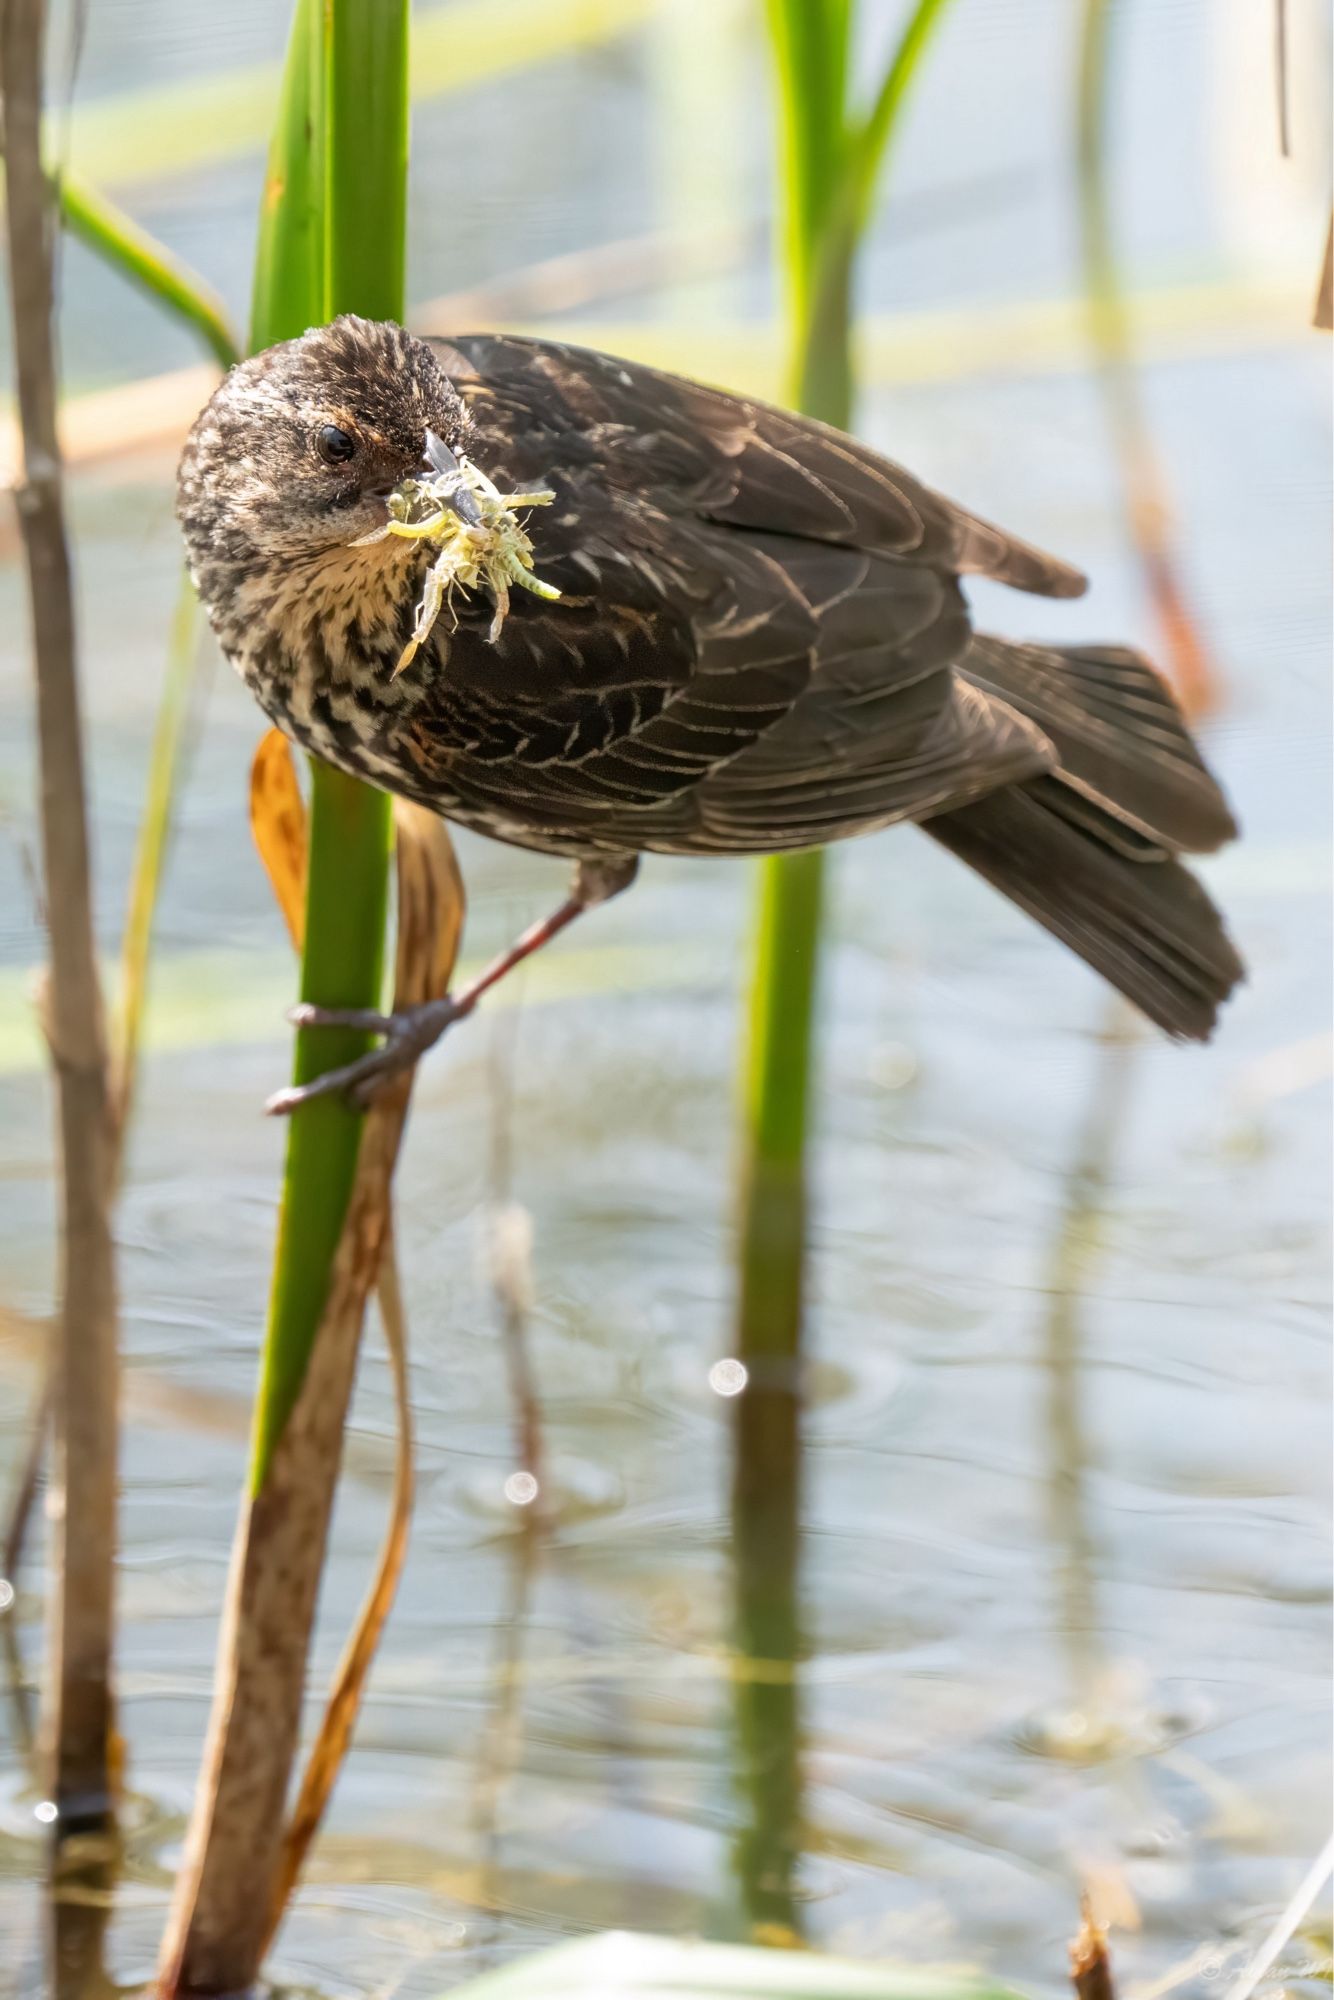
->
[177,316,472,604]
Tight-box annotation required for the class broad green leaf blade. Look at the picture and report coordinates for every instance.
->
[448,1932,1027,2000]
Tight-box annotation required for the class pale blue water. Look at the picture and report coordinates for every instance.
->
[0,3,1330,1996]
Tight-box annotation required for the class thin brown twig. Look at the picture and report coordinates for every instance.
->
[1076,0,1221,720]
[1070,1895,1117,2000]
[486,1009,547,1507]
[1314,213,1332,332]
[1,0,119,1826]
[1274,0,1290,158]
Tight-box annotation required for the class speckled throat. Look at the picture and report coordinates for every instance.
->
[206,536,458,800]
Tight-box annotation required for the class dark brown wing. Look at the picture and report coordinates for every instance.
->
[432,333,1088,599]
[399,333,1065,854]
[650,534,1052,853]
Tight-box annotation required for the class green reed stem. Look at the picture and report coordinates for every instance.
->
[249,0,404,1488]
[731,8,956,1934]
[738,0,952,1361]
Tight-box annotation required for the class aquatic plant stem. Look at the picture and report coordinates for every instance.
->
[256,0,405,1490]
[732,0,954,1940]
[738,0,955,1405]
[0,0,120,1826]
[736,0,849,1386]
[155,4,414,1989]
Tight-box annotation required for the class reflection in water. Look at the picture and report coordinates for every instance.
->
[470,1011,546,1959]
[3,1366,47,1761]
[2,1581,38,1767]
[2,7,1328,1971]
[730,1337,804,1942]
[487,1015,547,1509]
[469,1516,541,1963]
[48,1830,117,2000]
[1041,1009,1135,1717]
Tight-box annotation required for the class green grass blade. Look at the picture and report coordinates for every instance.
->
[59,171,240,370]
[111,573,206,1158]
[847,0,955,231]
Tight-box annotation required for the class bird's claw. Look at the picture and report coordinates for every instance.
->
[264,995,467,1116]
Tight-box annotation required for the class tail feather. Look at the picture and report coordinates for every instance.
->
[960,636,1238,854]
[925,638,1244,1040]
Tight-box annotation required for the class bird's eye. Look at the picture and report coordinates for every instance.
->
[316,424,357,465]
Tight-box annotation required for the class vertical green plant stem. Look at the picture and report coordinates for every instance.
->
[156,5,409,1990]
[325,0,409,319]
[251,0,406,1488]
[739,0,958,1379]
[764,0,851,420]
[732,0,955,1937]
[731,1,852,1945]
[738,1,852,1374]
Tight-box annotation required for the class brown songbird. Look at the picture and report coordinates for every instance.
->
[177,315,1243,1107]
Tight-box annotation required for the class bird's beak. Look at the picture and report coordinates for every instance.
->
[423,428,483,526]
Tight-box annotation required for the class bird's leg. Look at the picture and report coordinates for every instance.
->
[265,854,639,1116]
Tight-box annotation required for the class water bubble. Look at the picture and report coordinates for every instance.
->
[869,1041,918,1090]
[0,1579,14,1613]
[503,1470,539,1507]
[34,1801,57,1825]
[708,1358,748,1398]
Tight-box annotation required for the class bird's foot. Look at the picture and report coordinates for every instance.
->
[264,994,469,1116]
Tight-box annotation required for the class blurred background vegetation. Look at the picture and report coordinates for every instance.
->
[0,0,1330,1994]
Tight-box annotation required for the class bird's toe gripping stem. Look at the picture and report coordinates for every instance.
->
[264,993,468,1116]
[263,852,639,1118]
